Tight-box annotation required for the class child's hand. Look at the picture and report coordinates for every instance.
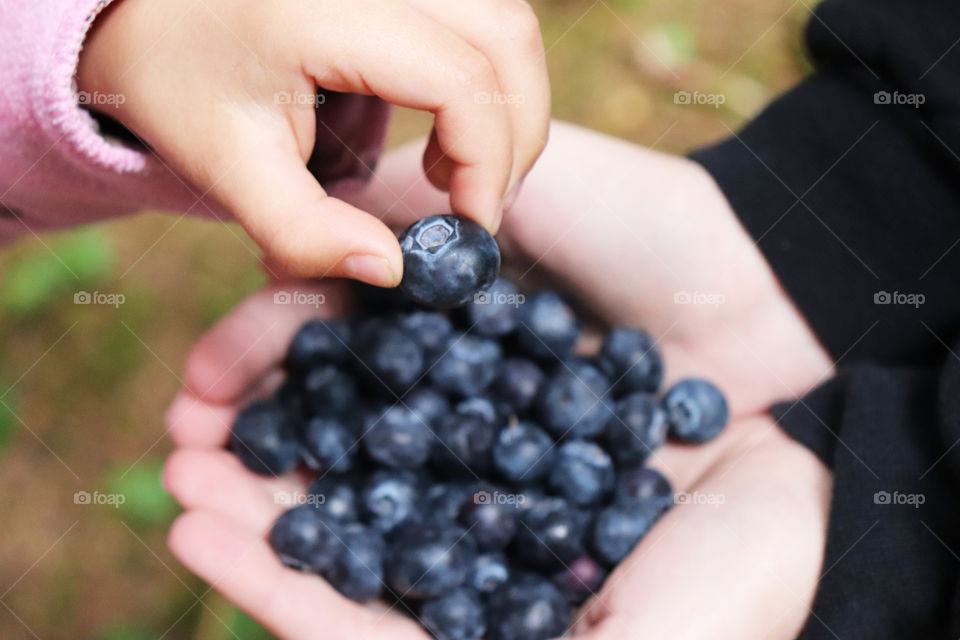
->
[77,0,549,284]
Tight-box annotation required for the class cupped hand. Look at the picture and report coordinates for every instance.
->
[77,0,549,283]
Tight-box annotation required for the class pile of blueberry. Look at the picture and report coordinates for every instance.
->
[229,215,728,640]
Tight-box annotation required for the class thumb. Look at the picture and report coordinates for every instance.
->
[203,129,403,286]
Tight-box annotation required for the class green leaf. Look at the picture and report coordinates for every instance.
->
[106,459,177,528]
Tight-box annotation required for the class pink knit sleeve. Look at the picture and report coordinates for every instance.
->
[0,0,390,241]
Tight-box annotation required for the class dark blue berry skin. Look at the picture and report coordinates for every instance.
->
[400,311,454,364]
[486,573,570,640]
[537,359,614,439]
[269,505,343,573]
[596,327,663,395]
[308,476,359,522]
[325,522,385,602]
[492,422,555,484]
[300,415,356,473]
[423,483,478,525]
[273,379,306,419]
[552,555,608,605]
[592,505,657,564]
[614,465,673,515]
[492,357,544,414]
[458,494,519,550]
[361,469,424,533]
[464,277,520,337]
[471,552,510,594]
[353,320,425,395]
[420,588,486,640]
[428,333,502,397]
[548,440,615,507]
[285,319,351,371]
[363,405,432,469]
[513,498,588,570]
[302,364,358,415]
[663,378,729,443]
[231,400,301,476]
[384,524,476,599]
[454,396,501,426]
[603,392,668,463]
[431,411,497,477]
[404,387,451,430]
[398,214,501,309]
[515,291,580,360]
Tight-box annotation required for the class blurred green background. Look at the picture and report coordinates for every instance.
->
[0,0,808,637]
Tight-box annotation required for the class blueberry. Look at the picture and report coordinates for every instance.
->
[384,523,476,599]
[400,310,454,363]
[424,482,478,525]
[399,214,501,308]
[614,465,673,515]
[285,319,351,371]
[269,505,342,573]
[432,410,497,477]
[325,522,385,602]
[537,359,613,439]
[596,327,663,395]
[302,364,358,415]
[308,476,359,521]
[420,588,486,640]
[592,505,657,564]
[353,320,425,395]
[230,400,301,476]
[492,357,544,414]
[453,396,502,426]
[515,291,580,360]
[663,378,729,443]
[464,277,520,337]
[551,555,607,605]
[486,573,570,640]
[513,497,588,570]
[603,392,668,463]
[458,493,519,550]
[273,379,306,418]
[404,386,451,429]
[300,415,357,473]
[548,440,614,506]
[364,405,432,469]
[492,422,555,483]
[362,469,423,532]
[429,333,502,397]
[471,552,510,593]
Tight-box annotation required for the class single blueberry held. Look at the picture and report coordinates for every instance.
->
[308,475,360,522]
[551,555,608,605]
[471,552,510,593]
[352,319,425,395]
[492,357,544,414]
[431,410,497,478]
[513,497,588,570]
[363,405,432,469]
[663,377,729,443]
[537,359,614,439]
[486,573,570,640]
[458,493,519,550]
[603,392,668,463]
[548,440,615,507]
[428,333,503,397]
[268,505,342,573]
[230,400,301,476]
[420,588,486,640]
[400,310,454,364]
[361,469,424,532]
[464,277,521,337]
[614,465,674,515]
[492,422,555,483]
[384,523,476,599]
[399,214,501,308]
[325,522,385,602]
[300,415,357,473]
[285,318,351,371]
[515,290,580,360]
[592,504,657,564]
[596,327,663,395]
[302,364,358,415]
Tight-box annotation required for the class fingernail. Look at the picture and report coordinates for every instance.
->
[497,177,526,229]
[340,254,398,287]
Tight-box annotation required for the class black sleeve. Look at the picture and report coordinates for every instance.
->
[690,0,960,366]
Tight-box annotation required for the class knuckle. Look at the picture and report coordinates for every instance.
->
[493,0,542,47]
[456,50,498,90]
